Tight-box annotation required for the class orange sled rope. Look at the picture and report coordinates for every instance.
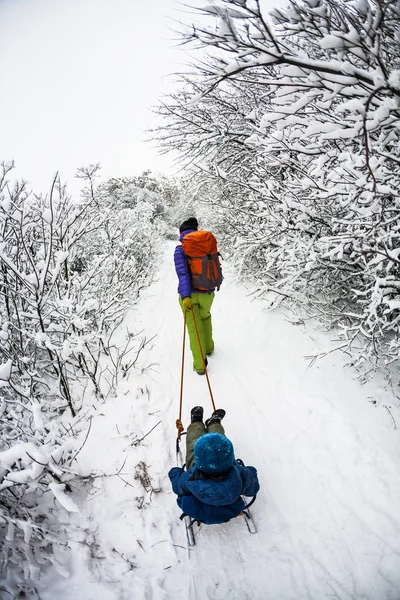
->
[191,308,216,412]
[176,311,186,443]
[176,306,216,454]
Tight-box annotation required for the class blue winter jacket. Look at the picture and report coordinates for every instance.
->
[168,461,260,524]
[174,229,215,299]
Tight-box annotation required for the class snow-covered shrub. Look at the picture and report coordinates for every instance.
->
[0,161,167,595]
[156,0,400,370]
[99,170,185,229]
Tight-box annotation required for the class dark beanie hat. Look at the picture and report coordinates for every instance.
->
[194,433,235,475]
[179,217,198,233]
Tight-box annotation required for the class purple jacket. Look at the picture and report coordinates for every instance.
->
[174,229,215,299]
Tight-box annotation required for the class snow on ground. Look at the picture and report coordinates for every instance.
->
[40,241,400,600]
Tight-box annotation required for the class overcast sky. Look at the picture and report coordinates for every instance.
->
[0,0,280,195]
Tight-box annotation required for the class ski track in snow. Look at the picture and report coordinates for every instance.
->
[40,241,400,600]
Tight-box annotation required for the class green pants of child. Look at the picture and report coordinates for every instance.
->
[185,421,225,470]
[179,292,215,373]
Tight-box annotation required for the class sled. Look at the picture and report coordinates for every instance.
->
[180,495,257,547]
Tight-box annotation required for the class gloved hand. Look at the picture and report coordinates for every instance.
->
[182,297,193,312]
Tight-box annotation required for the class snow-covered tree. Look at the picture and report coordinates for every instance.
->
[156,0,400,371]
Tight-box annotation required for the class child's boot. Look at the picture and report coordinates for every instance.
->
[190,406,204,423]
[205,409,226,427]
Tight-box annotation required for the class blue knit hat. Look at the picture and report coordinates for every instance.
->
[194,433,235,475]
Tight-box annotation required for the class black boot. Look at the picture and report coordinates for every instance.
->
[191,406,204,423]
[205,409,226,427]
[195,358,208,376]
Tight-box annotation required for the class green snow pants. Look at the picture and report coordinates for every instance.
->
[179,292,215,374]
[185,421,225,471]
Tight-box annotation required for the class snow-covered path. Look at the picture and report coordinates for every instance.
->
[41,242,400,600]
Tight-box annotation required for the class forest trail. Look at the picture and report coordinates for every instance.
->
[41,241,400,600]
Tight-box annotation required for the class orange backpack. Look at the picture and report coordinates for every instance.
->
[181,231,223,291]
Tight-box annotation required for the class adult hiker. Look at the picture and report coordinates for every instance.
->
[174,217,222,375]
[169,407,260,525]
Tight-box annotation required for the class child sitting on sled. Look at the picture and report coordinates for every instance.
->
[168,407,260,525]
